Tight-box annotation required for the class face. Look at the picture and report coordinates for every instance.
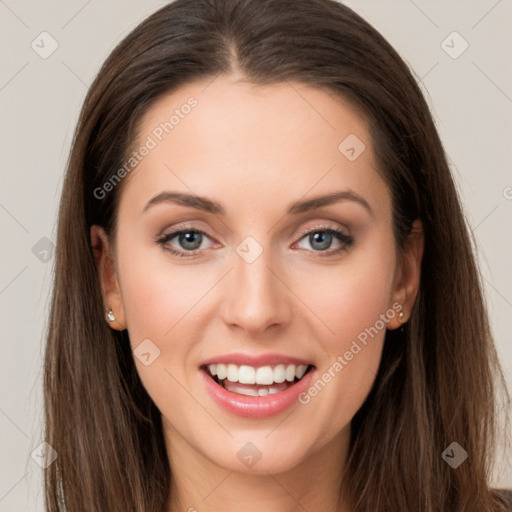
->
[92,74,422,475]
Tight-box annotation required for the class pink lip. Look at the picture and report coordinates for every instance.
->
[200,366,316,419]
[200,352,314,367]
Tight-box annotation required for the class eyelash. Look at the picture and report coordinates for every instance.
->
[155,224,354,259]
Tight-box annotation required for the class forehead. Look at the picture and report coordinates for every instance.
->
[118,75,390,220]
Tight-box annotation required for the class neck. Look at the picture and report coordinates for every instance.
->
[164,420,352,512]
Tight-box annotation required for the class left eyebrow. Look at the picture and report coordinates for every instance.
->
[287,190,374,218]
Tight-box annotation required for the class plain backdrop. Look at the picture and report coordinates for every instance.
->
[1,0,511,510]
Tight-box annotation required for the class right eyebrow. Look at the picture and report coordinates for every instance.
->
[143,191,225,215]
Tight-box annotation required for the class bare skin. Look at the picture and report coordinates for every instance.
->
[91,74,423,512]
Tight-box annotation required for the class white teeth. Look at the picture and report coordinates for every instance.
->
[236,388,258,397]
[206,362,310,385]
[285,364,296,382]
[226,364,238,383]
[216,363,227,380]
[255,366,274,385]
[295,364,308,379]
[238,365,256,384]
[273,364,286,383]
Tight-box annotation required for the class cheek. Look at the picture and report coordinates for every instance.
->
[115,245,207,411]
[117,223,397,356]
[304,236,397,350]
[295,234,396,423]
[116,240,207,341]
[115,240,220,399]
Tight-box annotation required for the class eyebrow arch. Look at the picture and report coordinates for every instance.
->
[288,190,374,217]
[143,189,374,217]
[143,191,224,215]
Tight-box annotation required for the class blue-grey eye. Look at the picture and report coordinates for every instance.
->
[176,231,203,251]
[295,228,353,254]
[308,231,334,251]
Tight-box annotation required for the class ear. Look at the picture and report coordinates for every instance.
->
[90,225,126,330]
[386,219,424,330]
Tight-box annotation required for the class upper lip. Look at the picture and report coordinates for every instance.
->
[200,352,315,368]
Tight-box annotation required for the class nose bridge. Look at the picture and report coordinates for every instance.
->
[222,235,291,334]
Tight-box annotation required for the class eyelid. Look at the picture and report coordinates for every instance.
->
[156,220,349,243]
[294,221,351,240]
[291,223,354,255]
[155,224,218,249]
[154,226,215,260]
[155,220,214,239]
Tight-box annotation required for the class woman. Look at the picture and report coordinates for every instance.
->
[44,0,511,510]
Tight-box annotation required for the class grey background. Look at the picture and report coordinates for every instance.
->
[1,0,511,509]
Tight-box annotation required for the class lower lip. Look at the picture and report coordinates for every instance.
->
[200,367,315,419]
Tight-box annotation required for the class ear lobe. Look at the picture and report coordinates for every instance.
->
[90,225,126,330]
[387,219,424,330]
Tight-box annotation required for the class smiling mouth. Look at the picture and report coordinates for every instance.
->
[201,363,315,396]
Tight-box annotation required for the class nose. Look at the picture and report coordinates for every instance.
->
[220,244,292,337]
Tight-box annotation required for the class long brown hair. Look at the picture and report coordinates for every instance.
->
[44,0,511,510]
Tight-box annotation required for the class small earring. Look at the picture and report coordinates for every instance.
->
[106,309,116,322]
[398,311,405,323]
